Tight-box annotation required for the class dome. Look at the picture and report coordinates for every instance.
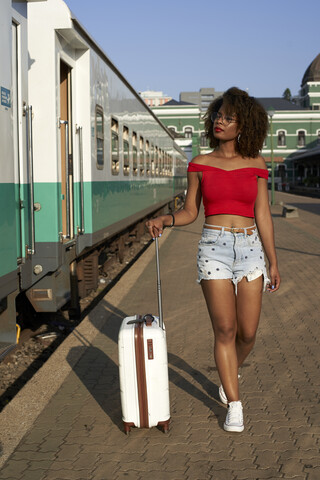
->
[301,53,320,86]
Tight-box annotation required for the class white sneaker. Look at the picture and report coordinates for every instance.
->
[219,374,241,405]
[224,401,244,432]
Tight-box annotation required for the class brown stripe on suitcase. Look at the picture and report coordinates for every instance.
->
[134,322,149,428]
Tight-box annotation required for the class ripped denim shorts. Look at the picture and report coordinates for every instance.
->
[197,225,270,294]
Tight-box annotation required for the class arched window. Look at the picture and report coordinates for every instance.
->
[277,130,286,147]
[184,127,193,139]
[200,132,207,147]
[298,130,306,147]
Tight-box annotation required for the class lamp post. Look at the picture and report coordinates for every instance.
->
[268,109,275,205]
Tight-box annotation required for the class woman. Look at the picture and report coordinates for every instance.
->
[146,87,280,433]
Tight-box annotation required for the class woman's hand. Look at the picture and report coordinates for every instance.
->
[267,264,281,292]
[146,217,165,239]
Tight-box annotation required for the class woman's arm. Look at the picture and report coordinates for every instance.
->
[254,177,281,292]
[146,171,202,238]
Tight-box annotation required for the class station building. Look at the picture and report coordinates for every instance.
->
[152,54,320,190]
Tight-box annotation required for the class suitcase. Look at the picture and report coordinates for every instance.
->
[118,237,170,434]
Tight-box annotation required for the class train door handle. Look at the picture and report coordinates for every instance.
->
[24,105,35,255]
[59,119,71,239]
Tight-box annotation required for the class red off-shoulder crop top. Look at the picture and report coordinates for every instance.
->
[187,162,269,218]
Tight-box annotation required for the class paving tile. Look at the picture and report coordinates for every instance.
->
[207,469,237,480]
[91,461,120,479]
[280,458,306,476]
[42,470,90,480]
[0,460,30,480]
[14,470,46,480]
[235,468,281,479]
[185,461,214,479]
[306,466,320,480]
[162,452,189,470]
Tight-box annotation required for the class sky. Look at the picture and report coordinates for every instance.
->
[64,0,320,101]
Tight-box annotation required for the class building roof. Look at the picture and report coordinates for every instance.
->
[257,97,303,111]
[289,144,320,161]
[162,99,196,106]
[301,53,320,86]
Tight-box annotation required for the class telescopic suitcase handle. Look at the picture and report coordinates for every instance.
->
[155,237,164,330]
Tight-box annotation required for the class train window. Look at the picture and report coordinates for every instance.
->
[139,136,145,176]
[169,155,172,175]
[123,126,130,176]
[162,151,166,176]
[132,132,138,176]
[151,144,155,176]
[96,106,104,169]
[162,151,165,176]
[146,141,150,176]
[111,118,119,175]
[159,149,163,176]
[155,146,159,176]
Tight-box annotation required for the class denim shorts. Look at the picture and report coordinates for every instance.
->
[197,225,270,294]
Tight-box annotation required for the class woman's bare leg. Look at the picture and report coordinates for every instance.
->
[201,279,239,402]
[235,276,263,367]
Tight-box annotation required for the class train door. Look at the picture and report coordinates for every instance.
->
[12,21,22,261]
[60,60,74,241]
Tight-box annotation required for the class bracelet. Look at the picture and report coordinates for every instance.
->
[168,213,175,227]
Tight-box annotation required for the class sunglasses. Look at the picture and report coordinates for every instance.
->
[211,111,237,125]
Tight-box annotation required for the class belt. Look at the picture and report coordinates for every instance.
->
[203,225,256,235]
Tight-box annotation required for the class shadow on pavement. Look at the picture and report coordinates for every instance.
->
[67,345,124,432]
[66,303,226,431]
[169,352,218,400]
[284,202,319,215]
[276,246,320,257]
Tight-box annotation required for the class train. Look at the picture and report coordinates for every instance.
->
[0,0,187,358]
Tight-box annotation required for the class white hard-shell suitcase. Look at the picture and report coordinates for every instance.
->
[118,238,170,434]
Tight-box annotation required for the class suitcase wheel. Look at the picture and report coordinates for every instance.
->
[158,419,170,434]
[123,421,135,435]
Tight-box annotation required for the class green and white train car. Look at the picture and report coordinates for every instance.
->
[0,0,43,357]
[0,0,187,356]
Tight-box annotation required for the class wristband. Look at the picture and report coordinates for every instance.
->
[168,213,175,227]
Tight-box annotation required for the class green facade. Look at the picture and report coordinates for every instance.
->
[152,104,209,159]
[153,101,320,186]
[262,111,320,183]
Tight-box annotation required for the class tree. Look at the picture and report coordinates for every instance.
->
[283,88,292,102]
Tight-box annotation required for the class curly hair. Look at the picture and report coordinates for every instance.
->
[203,87,268,158]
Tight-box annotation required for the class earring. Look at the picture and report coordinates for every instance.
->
[237,133,241,143]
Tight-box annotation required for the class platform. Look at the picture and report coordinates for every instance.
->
[0,191,320,480]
